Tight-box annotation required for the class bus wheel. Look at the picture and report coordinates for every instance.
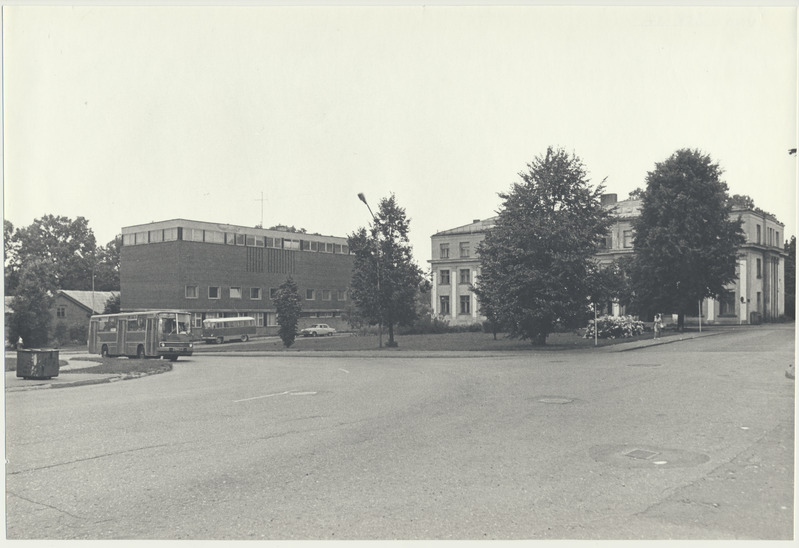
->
[216,337,223,344]
[241,334,249,342]
[101,345,109,358]
[136,345,145,359]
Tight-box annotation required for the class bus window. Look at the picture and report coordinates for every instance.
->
[162,318,176,335]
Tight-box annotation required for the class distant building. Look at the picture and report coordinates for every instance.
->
[429,218,496,326]
[430,194,787,325]
[51,290,120,339]
[120,219,354,335]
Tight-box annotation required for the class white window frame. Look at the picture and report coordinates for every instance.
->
[230,287,242,299]
[250,287,262,300]
[209,286,221,300]
[185,285,198,299]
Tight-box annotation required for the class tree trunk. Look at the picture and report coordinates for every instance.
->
[531,332,547,346]
[387,323,398,347]
[677,312,685,332]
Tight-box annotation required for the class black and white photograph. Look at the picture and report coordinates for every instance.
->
[3,0,796,542]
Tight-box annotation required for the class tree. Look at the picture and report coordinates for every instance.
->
[11,215,97,290]
[348,194,424,347]
[475,146,613,345]
[103,294,121,314]
[8,259,57,347]
[628,149,745,330]
[275,277,302,348]
[4,220,20,294]
[94,236,122,291]
[785,236,795,319]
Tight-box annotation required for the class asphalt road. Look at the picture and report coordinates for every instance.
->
[5,325,794,540]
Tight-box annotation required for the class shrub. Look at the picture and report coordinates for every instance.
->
[69,324,88,345]
[584,315,646,340]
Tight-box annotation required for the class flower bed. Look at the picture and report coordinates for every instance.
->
[584,315,646,339]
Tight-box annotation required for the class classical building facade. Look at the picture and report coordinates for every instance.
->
[120,219,354,335]
[430,194,788,325]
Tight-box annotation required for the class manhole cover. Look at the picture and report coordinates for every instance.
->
[590,444,710,469]
[625,449,660,460]
[626,363,662,367]
[538,396,574,404]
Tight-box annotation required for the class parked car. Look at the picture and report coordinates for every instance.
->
[300,324,336,337]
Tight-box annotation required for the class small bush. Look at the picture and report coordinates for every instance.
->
[584,315,646,340]
[69,324,88,345]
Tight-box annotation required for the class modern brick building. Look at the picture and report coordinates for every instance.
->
[430,194,788,325]
[120,219,354,335]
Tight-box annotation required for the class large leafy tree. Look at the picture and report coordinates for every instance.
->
[348,194,424,347]
[275,277,302,348]
[4,220,20,294]
[94,235,122,291]
[475,146,613,345]
[8,259,57,347]
[628,149,745,329]
[10,215,97,291]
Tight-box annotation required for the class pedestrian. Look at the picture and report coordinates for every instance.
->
[653,313,663,339]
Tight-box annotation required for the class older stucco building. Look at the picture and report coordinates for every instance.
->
[430,194,788,325]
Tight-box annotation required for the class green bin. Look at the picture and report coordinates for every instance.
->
[16,349,60,380]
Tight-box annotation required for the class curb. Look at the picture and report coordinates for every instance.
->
[5,369,168,393]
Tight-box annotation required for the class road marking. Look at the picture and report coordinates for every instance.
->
[338,368,350,374]
[234,390,317,403]
[234,391,291,403]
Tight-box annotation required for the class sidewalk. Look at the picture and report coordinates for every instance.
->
[5,351,141,392]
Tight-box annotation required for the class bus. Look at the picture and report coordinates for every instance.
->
[202,317,257,344]
[89,310,194,361]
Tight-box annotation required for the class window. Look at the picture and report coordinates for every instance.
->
[185,228,203,242]
[757,258,762,278]
[185,285,198,299]
[250,287,262,300]
[209,286,220,299]
[284,239,300,250]
[122,234,134,246]
[192,313,203,328]
[440,269,450,285]
[459,269,471,284]
[254,236,265,248]
[266,313,278,327]
[149,230,163,243]
[719,291,736,316]
[321,290,332,301]
[246,235,256,246]
[236,234,245,246]
[459,242,470,258]
[342,245,349,254]
[301,240,311,251]
[254,312,265,327]
[226,233,237,245]
[460,295,471,315]
[206,231,224,244]
[56,306,66,318]
[623,230,634,249]
[306,289,315,300]
[230,287,242,299]
[440,295,450,315]
[337,290,347,301]
[440,243,450,259]
[135,231,148,245]
[756,224,761,244]
[756,292,761,312]
[164,228,178,241]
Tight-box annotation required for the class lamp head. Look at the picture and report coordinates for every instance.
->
[357,192,367,204]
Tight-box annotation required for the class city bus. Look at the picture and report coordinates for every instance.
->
[201,317,257,344]
[88,310,194,361]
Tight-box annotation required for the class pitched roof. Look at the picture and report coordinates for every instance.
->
[59,290,119,314]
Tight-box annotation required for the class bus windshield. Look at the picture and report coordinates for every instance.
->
[159,313,192,336]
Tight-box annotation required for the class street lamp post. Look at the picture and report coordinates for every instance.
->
[358,192,383,348]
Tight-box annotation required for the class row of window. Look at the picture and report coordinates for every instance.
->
[439,242,471,259]
[439,269,472,285]
[439,295,472,315]
[185,285,347,302]
[756,224,780,248]
[189,310,340,329]
[123,227,349,254]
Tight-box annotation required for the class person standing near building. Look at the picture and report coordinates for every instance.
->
[653,313,663,339]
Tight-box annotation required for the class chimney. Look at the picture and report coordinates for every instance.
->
[601,194,617,206]
[473,219,481,224]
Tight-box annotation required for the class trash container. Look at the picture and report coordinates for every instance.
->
[16,349,60,380]
[749,311,762,325]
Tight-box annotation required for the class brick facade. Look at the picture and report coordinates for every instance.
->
[120,219,354,335]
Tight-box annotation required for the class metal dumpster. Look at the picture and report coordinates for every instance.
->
[16,349,60,380]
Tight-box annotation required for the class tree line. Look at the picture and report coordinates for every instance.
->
[5,215,121,346]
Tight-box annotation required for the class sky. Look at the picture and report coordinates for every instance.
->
[3,3,797,268]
